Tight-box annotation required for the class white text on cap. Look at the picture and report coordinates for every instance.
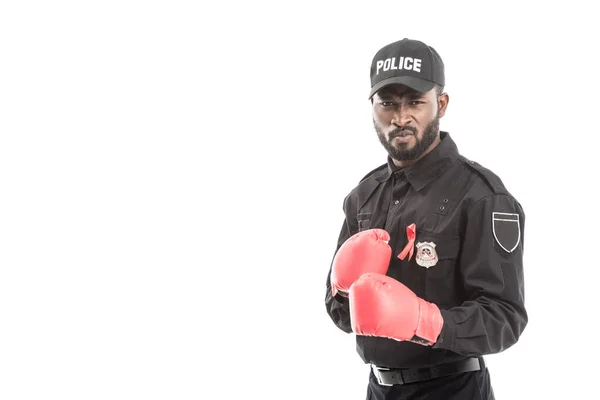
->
[376,57,422,75]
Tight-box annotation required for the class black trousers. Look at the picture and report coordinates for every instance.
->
[366,367,495,400]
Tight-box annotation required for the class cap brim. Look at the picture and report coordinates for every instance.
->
[368,76,435,99]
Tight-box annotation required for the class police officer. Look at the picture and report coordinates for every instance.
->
[325,38,527,400]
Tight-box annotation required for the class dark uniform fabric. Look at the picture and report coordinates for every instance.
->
[325,132,527,398]
[367,367,495,400]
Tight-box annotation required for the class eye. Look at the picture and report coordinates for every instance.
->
[410,100,425,106]
[380,101,395,107]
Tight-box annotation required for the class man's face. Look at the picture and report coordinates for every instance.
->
[372,84,447,162]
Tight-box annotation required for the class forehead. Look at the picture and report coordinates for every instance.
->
[376,84,426,99]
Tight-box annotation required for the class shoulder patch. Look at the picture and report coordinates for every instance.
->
[492,212,521,253]
[460,156,508,195]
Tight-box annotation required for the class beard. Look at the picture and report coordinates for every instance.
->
[374,114,440,162]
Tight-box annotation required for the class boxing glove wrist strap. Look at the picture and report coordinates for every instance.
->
[414,299,444,346]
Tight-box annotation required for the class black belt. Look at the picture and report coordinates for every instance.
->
[371,357,485,386]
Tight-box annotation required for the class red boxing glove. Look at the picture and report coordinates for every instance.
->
[330,229,392,297]
[349,273,444,346]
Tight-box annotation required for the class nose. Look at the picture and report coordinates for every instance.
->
[391,106,412,127]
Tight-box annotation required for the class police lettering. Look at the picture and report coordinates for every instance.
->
[376,57,422,74]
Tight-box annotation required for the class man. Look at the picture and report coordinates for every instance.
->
[325,38,527,400]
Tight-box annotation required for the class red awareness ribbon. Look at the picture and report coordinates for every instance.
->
[398,223,416,261]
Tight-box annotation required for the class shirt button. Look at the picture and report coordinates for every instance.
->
[394,200,400,205]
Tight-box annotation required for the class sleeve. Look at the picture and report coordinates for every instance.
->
[433,193,528,356]
[324,194,357,334]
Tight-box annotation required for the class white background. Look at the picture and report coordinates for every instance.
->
[1,1,598,399]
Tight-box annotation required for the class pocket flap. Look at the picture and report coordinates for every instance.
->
[416,232,460,260]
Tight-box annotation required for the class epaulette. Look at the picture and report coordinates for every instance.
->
[359,163,387,184]
[348,163,387,213]
[459,155,508,195]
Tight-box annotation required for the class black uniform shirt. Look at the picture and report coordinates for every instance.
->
[325,131,527,369]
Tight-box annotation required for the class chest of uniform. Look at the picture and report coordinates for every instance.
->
[355,181,464,306]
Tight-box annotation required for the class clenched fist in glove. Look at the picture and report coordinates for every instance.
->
[330,229,392,297]
[349,272,444,346]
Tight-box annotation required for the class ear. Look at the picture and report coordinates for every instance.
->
[437,93,449,118]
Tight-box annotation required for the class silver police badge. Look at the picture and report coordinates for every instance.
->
[415,242,438,268]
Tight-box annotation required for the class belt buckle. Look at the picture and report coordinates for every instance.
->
[371,364,393,387]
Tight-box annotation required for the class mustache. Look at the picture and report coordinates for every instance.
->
[389,125,417,139]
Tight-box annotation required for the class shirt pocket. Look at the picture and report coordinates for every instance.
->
[357,212,372,232]
[416,231,461,308]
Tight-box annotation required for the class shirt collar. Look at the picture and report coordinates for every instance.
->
[375,131,459,191]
